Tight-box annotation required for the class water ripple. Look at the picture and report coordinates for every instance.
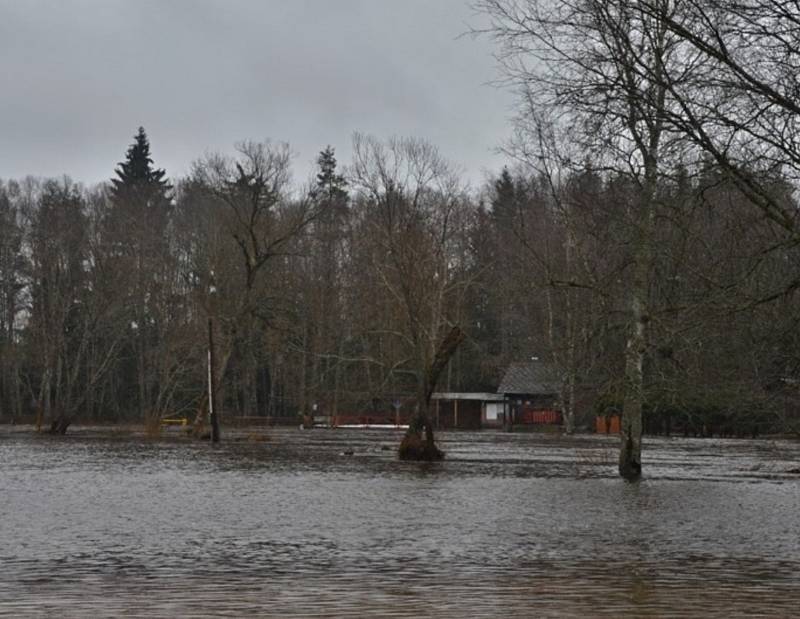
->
[1,428,798,617]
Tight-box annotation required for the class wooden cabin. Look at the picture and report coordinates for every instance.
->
[430,392,507,430]
[497,361,562,429]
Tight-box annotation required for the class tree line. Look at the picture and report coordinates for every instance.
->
[1,0,800,473]
[1,127,798,443]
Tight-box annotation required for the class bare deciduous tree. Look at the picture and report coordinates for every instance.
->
[349,134,472,459]
[477,0,689,478]
[186,141,317,437]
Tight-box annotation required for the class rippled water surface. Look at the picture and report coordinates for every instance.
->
[1,427,799,617]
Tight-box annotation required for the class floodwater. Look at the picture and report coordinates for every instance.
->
[1,427,799,618]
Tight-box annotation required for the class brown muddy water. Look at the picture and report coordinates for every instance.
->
[1,427,799,618]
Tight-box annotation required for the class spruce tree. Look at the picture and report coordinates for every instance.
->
[491,166,517,227]
[110,126,172,227]
[300,147,349,421]
[311,146,348,220]
[106,127,173,426]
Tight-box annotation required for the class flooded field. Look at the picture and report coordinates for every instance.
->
[1,427,799,617]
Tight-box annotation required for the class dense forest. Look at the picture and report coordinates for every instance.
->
[1,1,800,475]
[1,128,798,441]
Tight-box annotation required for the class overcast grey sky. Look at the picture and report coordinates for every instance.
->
[0,0,515,188]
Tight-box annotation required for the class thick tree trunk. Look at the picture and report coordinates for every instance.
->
[562,228,578,435]
[619,169,656,480]
[48,410,71,435]
[399,399,443,461]
[398,326,465,461]
[619,292,646,480]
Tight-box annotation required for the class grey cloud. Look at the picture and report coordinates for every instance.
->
[0,0,513,187]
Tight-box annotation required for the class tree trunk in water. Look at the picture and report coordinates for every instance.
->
[619,209,652,480]
[399,399,443,461]
[48,411,71,435]
[398,326,465,461]
[619,302,645,480]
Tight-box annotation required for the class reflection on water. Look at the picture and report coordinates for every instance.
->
[1,428,798,617]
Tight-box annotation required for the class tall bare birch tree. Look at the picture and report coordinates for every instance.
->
[477,0,687,478]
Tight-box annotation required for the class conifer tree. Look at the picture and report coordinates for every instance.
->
[491,167,517,227]
[107,127,174,427]
[109,127,172,233]
[298,147,349,421]
[311,146,348,220]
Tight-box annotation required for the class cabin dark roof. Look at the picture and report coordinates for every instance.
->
[497,361,559,395]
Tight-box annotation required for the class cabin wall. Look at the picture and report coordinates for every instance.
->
[435,400,482,430]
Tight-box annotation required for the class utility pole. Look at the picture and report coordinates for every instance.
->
[208,318,220,443]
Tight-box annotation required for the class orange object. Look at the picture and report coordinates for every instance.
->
[518,408,562,424]
[595,415,620,434]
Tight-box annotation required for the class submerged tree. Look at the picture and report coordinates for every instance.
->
[349,134,471,460]
[477,0,687,479]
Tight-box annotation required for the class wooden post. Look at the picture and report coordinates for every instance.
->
[208,318,220,443]
[454,399,459,430]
